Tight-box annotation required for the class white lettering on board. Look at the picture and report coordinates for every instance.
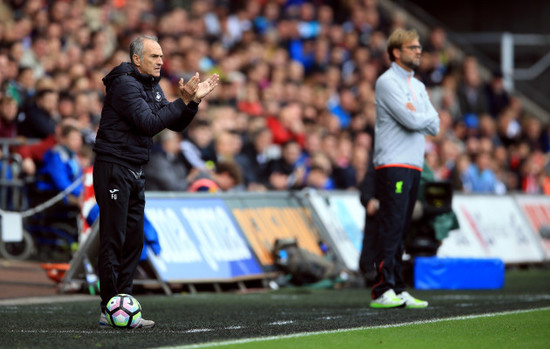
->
[181,206,252,271]
[145,207,202,263]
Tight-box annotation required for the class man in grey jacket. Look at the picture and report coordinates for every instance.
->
[370,28,439,308]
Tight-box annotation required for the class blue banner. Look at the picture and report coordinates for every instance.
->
[144,197,263,282]
[330,197,364,251]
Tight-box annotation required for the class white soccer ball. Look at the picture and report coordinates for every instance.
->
[105,294,142,328]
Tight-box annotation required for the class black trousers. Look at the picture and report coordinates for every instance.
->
[371,166,420,299]
[359,212,378,282]
[93,160,145,310]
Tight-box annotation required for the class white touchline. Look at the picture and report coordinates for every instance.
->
[157,307,550,349]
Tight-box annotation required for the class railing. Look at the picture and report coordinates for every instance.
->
[458,32,550,90]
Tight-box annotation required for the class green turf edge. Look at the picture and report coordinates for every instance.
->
[161,307,550,349]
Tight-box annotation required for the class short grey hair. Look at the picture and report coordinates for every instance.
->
[129,35,158,64]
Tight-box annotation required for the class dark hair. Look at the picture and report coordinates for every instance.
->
[249,127,270,142]
[216,160,243,185]
[282,139,299,149]
[129,35,158,64]
[1,95,16,105]
[190,118,211,129]
[36,88,57,99]
[60,124,81,138]
[18,66,33,75]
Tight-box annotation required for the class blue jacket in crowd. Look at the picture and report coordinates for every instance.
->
[36,144,83,201]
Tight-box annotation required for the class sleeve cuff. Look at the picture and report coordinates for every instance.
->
[187,100,200,109]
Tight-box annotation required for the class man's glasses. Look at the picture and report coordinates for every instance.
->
[402,45,423,52]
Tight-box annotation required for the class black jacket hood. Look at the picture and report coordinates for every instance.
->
[95,61,198,169]
[102,62,160,91]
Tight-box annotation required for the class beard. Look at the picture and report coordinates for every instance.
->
[402,57,420,71]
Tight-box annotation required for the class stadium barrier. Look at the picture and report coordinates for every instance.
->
[437,194,547,263]
[62,191,550,293]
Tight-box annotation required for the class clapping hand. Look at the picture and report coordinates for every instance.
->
[179,73,199,105]
[193,74,219,103]
[179,73,220,105]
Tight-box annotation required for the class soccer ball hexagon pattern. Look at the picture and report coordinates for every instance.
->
[105,294,143,328]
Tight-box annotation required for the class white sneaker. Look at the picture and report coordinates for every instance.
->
[99,312,110,328]
[397,291,429,308]
[99,312,155,329]
[370,289,406,308]
[135,317,155,329]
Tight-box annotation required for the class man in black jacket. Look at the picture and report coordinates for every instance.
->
[94,35,218,329]
[17,88,58,139]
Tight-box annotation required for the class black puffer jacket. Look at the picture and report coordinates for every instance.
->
[93,62,198,169]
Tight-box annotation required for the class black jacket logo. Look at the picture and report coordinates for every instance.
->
[155,91,161,102]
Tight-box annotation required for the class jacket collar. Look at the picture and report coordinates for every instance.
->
[132,65,161,87]
[391,62,415,79]
[103,62,160,89]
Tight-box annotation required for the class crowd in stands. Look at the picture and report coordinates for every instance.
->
[1,0,550,213]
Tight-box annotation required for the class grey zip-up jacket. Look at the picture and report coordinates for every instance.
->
[373,62,439,171]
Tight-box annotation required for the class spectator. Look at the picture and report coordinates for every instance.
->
[327,88,357,129]
[57,91,75,120]
[478,113,503,148]
[17,85,59,139]
[438,138,461,181]
[180,119,216,171]
[265,140,305,190]
[305,164,331,189]
[5,66,35,108]
[520,152,545,194]
[0,95,18,138]
[20,34,48,79]
[450,153,471,191]
[331,132,357,189]
[15,117,81,176]
[237,81,264,117]
[461,151,501,194]
[351,131,372,183]
[144,130,190,191]
[235,127,273,190]
[305,152,334,190]
[296,128,323,172]
[430,74,461,121]
[485,72,510,118]
[497,107,522,147]
[417,49,441,87]
[34,124,83,207]
[423,27,457,80]
[456,56,489,118]
[521,116,544,152]
[266,102,306,148]
[212,130,243,164]
[188,160,243,192]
